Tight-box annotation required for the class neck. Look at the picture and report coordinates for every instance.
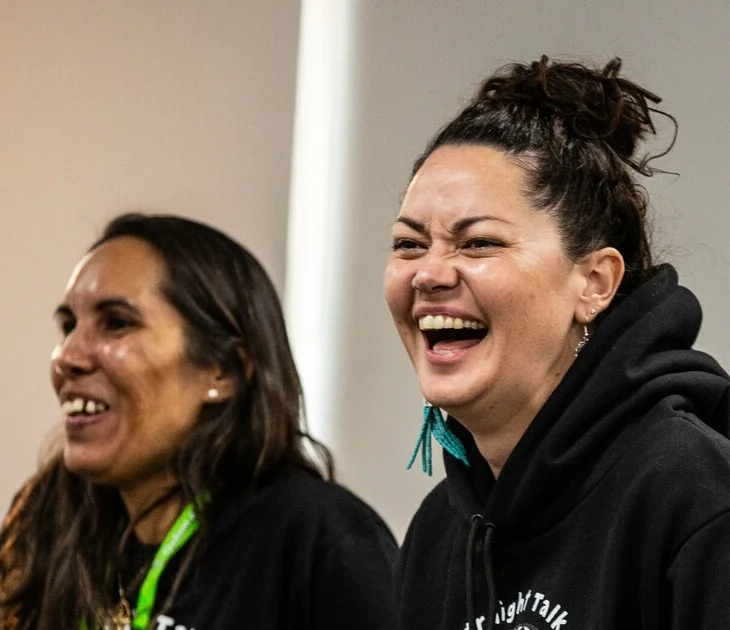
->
[119,477,184,544]
[451,349,577,478]
[449,384,559,479]
[466,414,532,479]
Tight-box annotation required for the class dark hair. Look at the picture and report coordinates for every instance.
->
[0,213,333,629]
[413,56,676,297]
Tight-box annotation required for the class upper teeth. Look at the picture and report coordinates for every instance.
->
[418,315,487,330]
[62,397,108,416]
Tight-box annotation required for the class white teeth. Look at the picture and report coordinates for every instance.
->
[418,316,486,331]
[62,397,108,416]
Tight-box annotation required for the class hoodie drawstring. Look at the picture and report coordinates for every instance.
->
[466,515,480,626]
[482,521,497,630]
[466,515,497,630]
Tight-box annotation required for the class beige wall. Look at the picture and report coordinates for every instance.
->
[0,1,300,510]
[2,1,729,542]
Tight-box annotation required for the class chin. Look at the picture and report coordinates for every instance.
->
[419,381,474,412]
[63,446,110,482]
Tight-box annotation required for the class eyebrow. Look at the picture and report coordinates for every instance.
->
[394,216,427,235]
[394,214,508,235]
[53,298,143,320]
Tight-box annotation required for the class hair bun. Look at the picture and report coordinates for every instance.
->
[477,56,673,175]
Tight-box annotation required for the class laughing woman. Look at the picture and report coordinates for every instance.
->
[386,58,730,629]
[0,213,398,630]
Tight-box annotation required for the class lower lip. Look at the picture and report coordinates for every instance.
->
[64,412,109,431]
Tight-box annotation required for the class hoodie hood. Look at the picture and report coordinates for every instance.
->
[444,265,730,536]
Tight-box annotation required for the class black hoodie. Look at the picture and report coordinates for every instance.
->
[395,265,730,630]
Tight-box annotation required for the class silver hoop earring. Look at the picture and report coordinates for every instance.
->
[574,325,591,357]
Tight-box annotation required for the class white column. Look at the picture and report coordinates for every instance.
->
[285,0,356,448]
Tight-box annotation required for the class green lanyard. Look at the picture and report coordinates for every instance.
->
[131,501,199,629]
[78,502,200,630]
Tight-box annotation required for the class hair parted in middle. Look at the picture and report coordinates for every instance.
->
[412,56,677,299]
[0,213,333,630]
[93,213,334,497]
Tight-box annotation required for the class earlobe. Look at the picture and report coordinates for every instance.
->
[206,371,236,404]
[576,247,625,323]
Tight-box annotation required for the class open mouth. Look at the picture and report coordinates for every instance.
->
[418,315,488,352]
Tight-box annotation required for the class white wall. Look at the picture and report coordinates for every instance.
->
[2,1,729,543]
[0,1,300,510]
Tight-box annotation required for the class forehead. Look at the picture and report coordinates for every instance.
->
[64,236,166,301]
[400,145,528,220]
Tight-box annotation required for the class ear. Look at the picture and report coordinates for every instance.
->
[204,369,237,405]
[575,247,625,324]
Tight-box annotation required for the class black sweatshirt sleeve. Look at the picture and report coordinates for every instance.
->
[666,509,730,628]
[311,514,399,630]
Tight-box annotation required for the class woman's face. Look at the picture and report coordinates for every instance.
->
[51,236,218,493]
[385,145,587,429]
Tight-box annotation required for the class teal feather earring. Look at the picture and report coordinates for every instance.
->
[406,401,470,475]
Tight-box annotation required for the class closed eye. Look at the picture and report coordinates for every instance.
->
[392,238,426,252]
[101,311,139,335]
[463,238,503,250]
[95,298,143,334]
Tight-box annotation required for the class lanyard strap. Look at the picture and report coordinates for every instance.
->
[132,502,199,629]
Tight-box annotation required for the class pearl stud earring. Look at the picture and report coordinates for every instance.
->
[208,388,219,400]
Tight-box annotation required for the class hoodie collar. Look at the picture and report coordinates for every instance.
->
[444,265,730,536]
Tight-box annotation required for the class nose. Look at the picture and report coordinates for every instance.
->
[411,250,459,294]
[51,328,96,381]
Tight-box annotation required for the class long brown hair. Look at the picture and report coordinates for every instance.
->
[0,213,333,629]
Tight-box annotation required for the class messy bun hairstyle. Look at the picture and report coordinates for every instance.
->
[413,56,676,297]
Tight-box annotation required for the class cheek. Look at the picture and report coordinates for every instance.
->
[510,293,574,355]
[397,327,419,353]
[100,342,129,362]
[99,343,131,380]
[98,342,160,399]
[384,262,412,320]
[460,261,502,305]
[459,261,489,279]
[50,345,62,393]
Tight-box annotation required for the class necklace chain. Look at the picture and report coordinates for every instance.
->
[107,554,153,629]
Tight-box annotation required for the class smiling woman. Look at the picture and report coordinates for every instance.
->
[386,145,609,472]
[53,237,222,515]
[387,57,730,630]
[0,214,398,630]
